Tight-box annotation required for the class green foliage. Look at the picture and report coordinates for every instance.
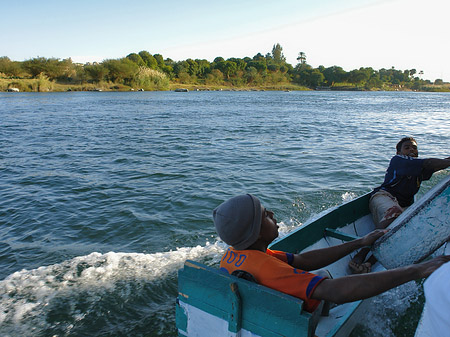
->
[22,57,75,80]
[205,69,224,85]
[138,51,158,69]
[84,63,109,83]
[131,67,169,90]
[103,58,138,84]
[126,53,145,66]
[3,43,447,91]
[0,56,25,77]
[153,54,165,68]
[32,73,54,92]
[297,52,306,64]
[322,66,347,86]
[3,80,32,92]
[271,43,286,64]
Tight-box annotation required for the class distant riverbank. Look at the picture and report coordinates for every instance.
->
[2,78,450,93]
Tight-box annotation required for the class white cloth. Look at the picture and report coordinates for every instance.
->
[420,262,450,337]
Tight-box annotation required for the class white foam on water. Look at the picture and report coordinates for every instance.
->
[353,280,422,337]
[0,241,228,334]
[342,191,357,203]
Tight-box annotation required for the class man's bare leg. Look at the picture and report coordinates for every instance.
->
[348,212,399,274]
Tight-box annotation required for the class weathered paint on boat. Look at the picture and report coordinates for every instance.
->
[176,175,450,337]
[372,175,450,269]
[177,260,320,337]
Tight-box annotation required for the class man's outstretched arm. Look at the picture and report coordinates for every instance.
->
[423,157,450,172]
[292,230,386,271]
[311,255,450,304]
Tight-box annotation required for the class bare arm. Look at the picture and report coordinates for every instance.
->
[311,255,450,304]
[423,157,450,172]
[292,230,386,271]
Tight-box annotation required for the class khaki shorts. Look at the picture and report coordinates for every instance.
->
[369,190,404,228]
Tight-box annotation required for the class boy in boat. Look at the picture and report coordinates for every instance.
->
[349,136,450,273]
[213,194,450,313]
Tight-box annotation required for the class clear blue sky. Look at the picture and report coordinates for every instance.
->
[2,0,449,81]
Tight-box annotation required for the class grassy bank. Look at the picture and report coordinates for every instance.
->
[2,77,450,93]
[0,77,310,92]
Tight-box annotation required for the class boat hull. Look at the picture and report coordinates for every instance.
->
[372,175,450,269]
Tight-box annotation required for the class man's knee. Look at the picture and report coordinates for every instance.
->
[384,205,403,219]
[378,205,403,228]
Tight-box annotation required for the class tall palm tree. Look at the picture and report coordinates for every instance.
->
[297,52,307,64]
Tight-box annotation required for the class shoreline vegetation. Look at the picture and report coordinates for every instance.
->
[2,44,449,93]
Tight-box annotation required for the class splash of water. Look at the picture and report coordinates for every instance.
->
[0,241,227,335]
[352,281,422,337]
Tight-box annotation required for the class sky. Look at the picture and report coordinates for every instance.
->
[2,0,449,82]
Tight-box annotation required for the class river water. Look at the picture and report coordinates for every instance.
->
[1,90,449,336]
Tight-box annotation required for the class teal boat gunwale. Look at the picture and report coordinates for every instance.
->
[177,259,321,337]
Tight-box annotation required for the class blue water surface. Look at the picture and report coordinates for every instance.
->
[0,90,449,336]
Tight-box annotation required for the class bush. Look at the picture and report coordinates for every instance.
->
[130,67,169,90]
[31,74,54,91]
[2,80,32,92]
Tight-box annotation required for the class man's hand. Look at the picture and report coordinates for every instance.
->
[415,256,450,278]
[359,229,387,247]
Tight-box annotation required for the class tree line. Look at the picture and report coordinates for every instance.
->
[0,43,445,91]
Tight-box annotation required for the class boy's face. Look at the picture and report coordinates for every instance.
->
[259,206,279,244]
[398,140,419,157]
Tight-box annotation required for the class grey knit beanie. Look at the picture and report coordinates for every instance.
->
[213,194,262,250]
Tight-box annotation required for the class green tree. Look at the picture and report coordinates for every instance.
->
[227,58,247,71]
[213,57,225,63]
[185,59,199,76]
[22,57,51,78]
[309,69,325,87]
[245,66,263,85]
[223,61,237,79]
[126,53,145,66]
[0,56,25,77]
[247,58,267,73]
[138,51,158,69]
[293,63,311,84]
[131,67,169,90]
[271,43,286,64]
[153,54,165,68]
[22,57,75,80]
[297,52,306,64]
[348,68,373,85]
[103,58,138,84]
[84,63,109,83]
[173,60,189,78]
[195,59,211,78]
[214,60,237,79]
[205,69,224,85]
[322,66,347,86]
[253,53,264,60]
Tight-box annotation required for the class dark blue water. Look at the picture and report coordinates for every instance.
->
[1,91,449,336]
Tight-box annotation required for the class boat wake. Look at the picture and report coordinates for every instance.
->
[353,281,423,337]
[0,222,297,336]
[0,242,227,335]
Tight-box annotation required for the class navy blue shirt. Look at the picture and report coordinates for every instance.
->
[373,155,434,207]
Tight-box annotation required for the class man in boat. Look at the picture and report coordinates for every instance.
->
[349,136,450,273]
[213,194,450,313]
